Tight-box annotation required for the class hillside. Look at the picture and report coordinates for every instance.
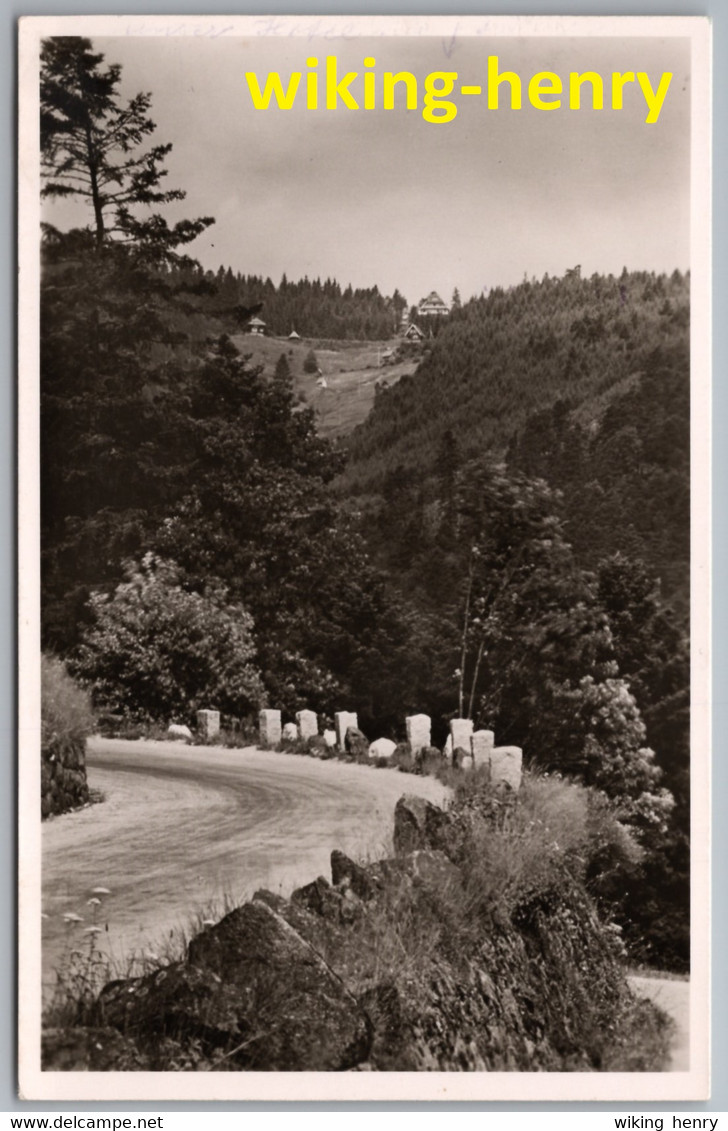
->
[339,269,689,499]
[229,334,419,438]
[325,268,691,972]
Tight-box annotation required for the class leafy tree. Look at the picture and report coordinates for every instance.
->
[73,554,266,723]
[386,458,673,822]
[41,36,213,254]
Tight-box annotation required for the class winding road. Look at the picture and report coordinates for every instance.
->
[42,738,448,995]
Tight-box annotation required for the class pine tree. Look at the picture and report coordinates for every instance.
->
[303,348,319,374]
[40,36,212,256]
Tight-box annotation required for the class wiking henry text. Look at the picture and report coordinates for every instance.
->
[245,55,674,124]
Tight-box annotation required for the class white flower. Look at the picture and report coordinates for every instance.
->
[63,912,84,923]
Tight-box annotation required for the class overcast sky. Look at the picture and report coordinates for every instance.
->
[43,31,691,305]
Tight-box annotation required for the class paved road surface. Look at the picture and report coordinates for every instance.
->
[42,738,448,996]
[627,975,690,1071]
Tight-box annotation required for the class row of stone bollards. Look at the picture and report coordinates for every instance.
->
[257,707,523,791]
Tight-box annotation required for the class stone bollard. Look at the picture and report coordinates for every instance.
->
[491,746,523,791]
[471,729,494,770]
[335,711,358,751]
[296,709,318,741]
[450,718,473,754]
[196,710,220,740]
[323,729,337,748]
[259,708,282,749]
[443,735,453,761]
[282,722,299,742]
[406,713,431,753]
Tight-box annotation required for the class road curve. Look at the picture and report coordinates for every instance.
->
[42,738,449,994]
[627,975,690,1071]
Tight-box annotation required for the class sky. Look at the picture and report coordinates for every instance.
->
[42,28,692,306]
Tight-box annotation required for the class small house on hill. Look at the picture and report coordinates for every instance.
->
[418,291,450,317]
[247,316,266,336]
[403,322,424,342]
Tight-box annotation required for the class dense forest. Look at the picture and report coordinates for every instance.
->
[40,36,691,970]
[160,262,409,341]
[338,272,690,969]
[343,270,688,481]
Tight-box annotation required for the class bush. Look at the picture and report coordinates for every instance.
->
[446,769,642,927]
[41,654,93,817]
[73,554,266,726]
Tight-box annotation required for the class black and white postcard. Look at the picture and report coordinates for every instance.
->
[18,14,711,1102]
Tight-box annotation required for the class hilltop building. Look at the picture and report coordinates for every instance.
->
[403,323,425,342]
[247,316,266,336]
[418,291,450,318]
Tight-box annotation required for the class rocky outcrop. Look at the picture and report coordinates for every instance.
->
[94,899,371,1071]
[43,790,665,1074]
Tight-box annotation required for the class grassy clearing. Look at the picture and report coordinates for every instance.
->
[228,332,419,438]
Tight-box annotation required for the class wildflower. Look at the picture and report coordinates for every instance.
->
[83,926,102,935]
[87,897,101,907]
[91,887,112,895]
[62,912,83,923]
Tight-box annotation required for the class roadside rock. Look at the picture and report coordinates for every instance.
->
[291,875,345,922]
[369,737,397,762]
[167,724,192,743]
[98,901,371,1071]
[452,746,469,769]
[393,794,452,855]
[345,726,369,759]
[306,734,330,758]
[331,848,379,901]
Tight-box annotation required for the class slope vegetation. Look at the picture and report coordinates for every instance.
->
[340,269,689,500]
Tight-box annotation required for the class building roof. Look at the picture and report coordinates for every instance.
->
[248,316,266,327]
[418,291,450,314]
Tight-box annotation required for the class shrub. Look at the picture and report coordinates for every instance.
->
[303,349,319,374]
[445,768,643,927]
[41,654,93,817]
[73,554,266,725]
